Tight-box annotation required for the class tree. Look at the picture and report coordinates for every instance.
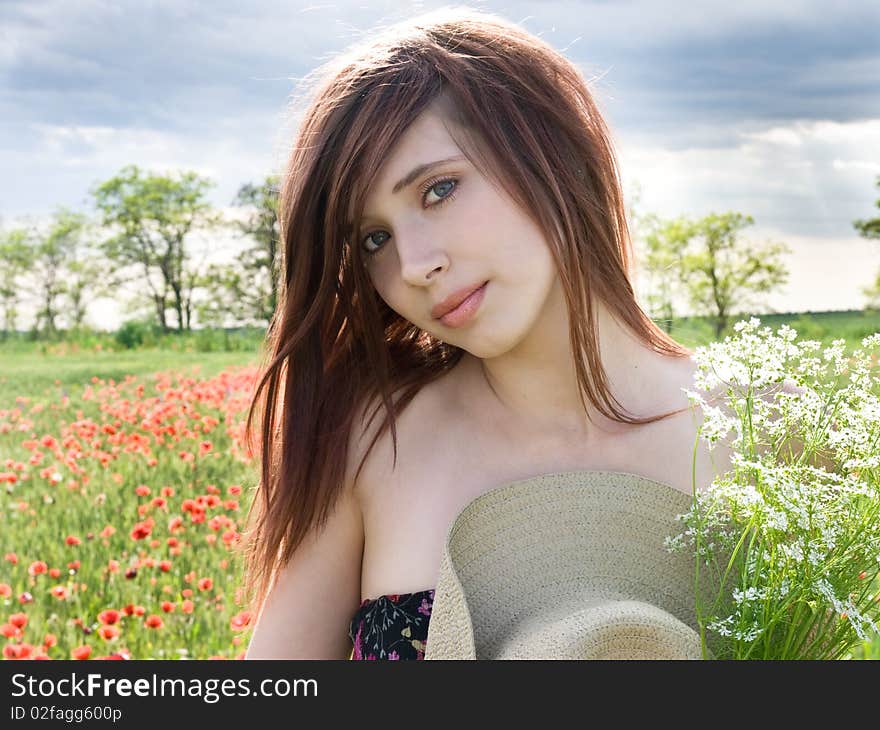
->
[26,208,92,339]
[854,175,880,310]
[64,221,112,332]
[633,211,692,335]
[92,165,221,332]
[678,212,791,338]
[196,176,280,328]
[0,226,34,339]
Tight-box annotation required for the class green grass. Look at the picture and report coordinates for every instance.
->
[655,308,880,352]
[0,346,263,411]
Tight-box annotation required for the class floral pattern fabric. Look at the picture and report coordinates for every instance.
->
[349,589,435,660]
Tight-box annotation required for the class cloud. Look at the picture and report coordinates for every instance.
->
[1,115,282,218]
[619,118,880,238]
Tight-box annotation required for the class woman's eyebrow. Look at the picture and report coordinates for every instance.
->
[391,155,466,195]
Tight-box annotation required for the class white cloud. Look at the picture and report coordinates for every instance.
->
[833,159,880,173]
[742,127,804,147]
[1,118,282,219]
[619,117,880,237]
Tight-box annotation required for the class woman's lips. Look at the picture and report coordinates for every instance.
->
[438,282,488,328]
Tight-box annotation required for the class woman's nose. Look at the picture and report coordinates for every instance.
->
[397,232,448,285]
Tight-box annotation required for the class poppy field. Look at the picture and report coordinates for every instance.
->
[0,345,262,660]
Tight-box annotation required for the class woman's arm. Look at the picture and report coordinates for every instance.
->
[244,478,364,660]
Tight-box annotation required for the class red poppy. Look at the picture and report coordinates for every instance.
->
[198,577,213,592]
[9,613,28,629]
[230,611,252,631]
[65,535,81,546]
[28,560,48,576]
[98,609,120,625]
[71,645,92,660]
[144,615,163,629]
[161,601,175,613]
[4,642,33,659]
[130,521,152,541]
[97,625,119,640]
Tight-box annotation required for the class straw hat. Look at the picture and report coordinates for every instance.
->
[424,470,720,660]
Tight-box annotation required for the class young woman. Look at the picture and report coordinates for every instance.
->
[241,7,735,660]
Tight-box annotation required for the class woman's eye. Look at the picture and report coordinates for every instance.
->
[425,178,455,204]
[363,230,390,255]
[361,177,458,257]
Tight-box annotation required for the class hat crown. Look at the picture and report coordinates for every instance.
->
[425,470,719,660]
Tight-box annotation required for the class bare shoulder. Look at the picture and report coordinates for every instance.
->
[345,391,387,508]
[345,376,451,508]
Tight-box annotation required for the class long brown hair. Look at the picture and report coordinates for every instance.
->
[237,6,693,619]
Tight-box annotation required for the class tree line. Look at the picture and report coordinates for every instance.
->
[0,165,280,341]
[1,167,878,342]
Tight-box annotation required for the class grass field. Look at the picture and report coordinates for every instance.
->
[0,343,263,659]
[2,309,879,659]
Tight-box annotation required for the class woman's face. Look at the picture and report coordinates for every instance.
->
[357,101,560,359]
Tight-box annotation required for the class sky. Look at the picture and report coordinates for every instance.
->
[1,0,879,330]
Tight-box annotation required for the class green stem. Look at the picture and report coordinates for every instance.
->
[779,599,807,659]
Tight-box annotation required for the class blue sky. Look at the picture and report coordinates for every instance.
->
[2,0,879,327]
